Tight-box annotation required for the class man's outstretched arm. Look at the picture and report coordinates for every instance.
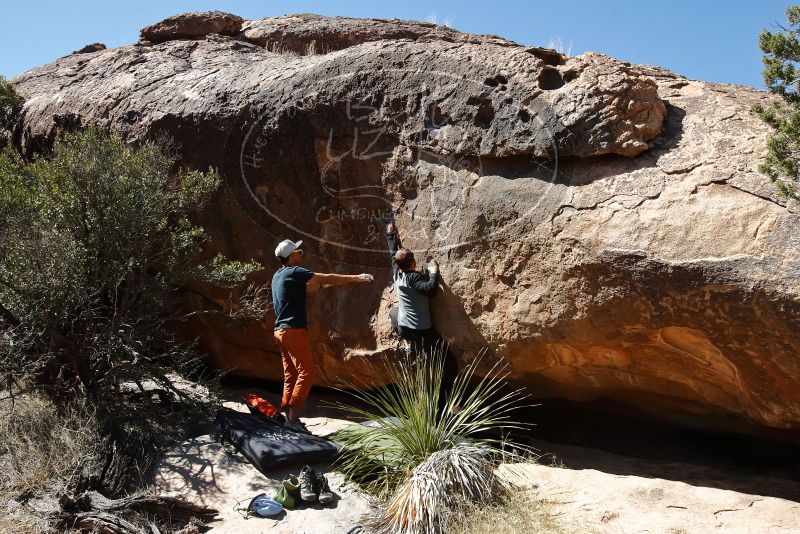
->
[308,272,373,292]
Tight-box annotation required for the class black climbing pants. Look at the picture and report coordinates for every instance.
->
[390,308,459,413]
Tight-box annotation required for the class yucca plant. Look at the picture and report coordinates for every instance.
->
[331,347,531,533]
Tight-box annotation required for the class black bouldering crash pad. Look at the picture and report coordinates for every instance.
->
[215,408,339,473]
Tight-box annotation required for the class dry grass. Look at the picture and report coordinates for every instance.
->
[369,445,503,534]
[458,488,566,534]
[265,40,321,57]
[0,392,102,533]
[545,38,573,57]
[0,507,45,534]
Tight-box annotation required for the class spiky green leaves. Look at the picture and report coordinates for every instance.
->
[331,348,530,497]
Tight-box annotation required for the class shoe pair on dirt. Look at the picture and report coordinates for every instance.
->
[273,465,334,508]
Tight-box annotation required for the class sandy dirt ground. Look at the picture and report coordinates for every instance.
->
[153,388,800,534]
[153,389,371,534]
[508,440,800,533]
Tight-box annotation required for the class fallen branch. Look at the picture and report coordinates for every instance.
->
[59,511,153,534]
[55,491,218,534]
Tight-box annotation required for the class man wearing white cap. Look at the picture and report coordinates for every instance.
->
[271,239,373,432]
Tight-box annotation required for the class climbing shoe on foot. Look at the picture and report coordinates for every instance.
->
[299,465,318,502]
[316,473,335,504]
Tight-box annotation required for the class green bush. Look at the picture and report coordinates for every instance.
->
[0,127,258,493]
[754,5,800,200]
[0,76,23,131]
[0,126,255,397]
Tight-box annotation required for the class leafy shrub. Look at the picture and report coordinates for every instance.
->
[0,127,258,494]
[0,76,23,131]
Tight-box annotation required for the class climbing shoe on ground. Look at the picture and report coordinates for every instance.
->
[283,418,310,434]
[273,485,296,509]
[283,474,300,496]
[248,493,284,517]
[299,465,318,502]
[273,475,300,509]
[316,473,335,504]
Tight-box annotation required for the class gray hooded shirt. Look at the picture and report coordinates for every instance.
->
[387,232,439,330]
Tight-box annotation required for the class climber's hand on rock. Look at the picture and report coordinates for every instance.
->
[386,222,396,234]
[428,260,439,274]
[356,273,374,283]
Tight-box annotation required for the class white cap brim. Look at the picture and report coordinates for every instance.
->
[275,239,304,259]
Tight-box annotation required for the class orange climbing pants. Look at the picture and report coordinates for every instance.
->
[273,328,316,410]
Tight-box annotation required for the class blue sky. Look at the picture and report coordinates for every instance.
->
[1,1,793,88]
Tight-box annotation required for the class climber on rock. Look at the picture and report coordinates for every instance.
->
[386,222,458,413]
[271,239,374,433]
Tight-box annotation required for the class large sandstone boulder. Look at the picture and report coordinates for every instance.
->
[12,13,800,436]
